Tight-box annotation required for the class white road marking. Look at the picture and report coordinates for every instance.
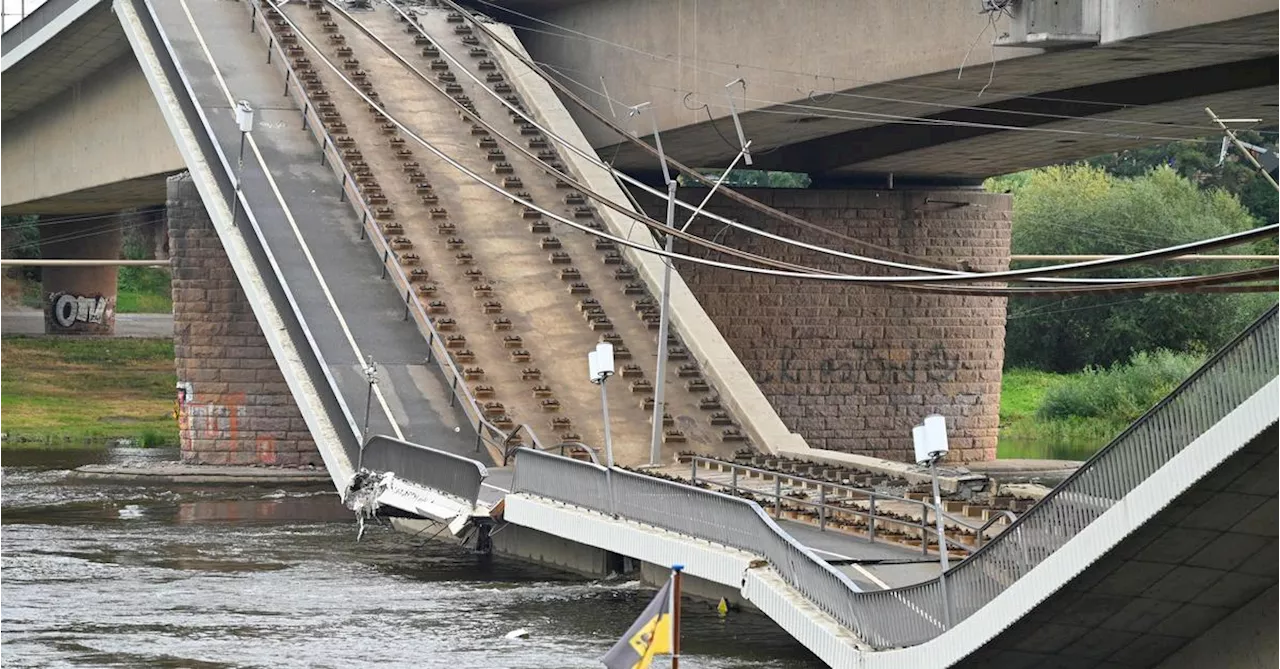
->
[806,547,892,590]
[175,0,404,441]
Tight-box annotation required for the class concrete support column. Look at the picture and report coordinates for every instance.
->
[168,173,322,467]
[39,215,122,335]
[651,188,1012,463]
[121,206,169,260]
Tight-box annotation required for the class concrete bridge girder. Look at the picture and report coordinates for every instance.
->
[1,54,182,213]
[507,0,1277,177]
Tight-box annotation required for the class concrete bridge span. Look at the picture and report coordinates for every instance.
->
[1,0,1276,666]
[491,0,1277,181]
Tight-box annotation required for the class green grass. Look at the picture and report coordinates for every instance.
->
[1,337,178,446]
[116,289,173,313]
[998,369,1125,460]
[997,350,1205,460]
[2,268,172,314]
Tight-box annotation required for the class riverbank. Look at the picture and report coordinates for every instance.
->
[997,350,1202,460]
[997,369,1123,460]
[0,337,178,447]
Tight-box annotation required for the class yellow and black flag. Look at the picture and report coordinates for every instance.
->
[601,578,674,669]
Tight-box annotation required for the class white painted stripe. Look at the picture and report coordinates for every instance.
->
[113,0,351,490]
[174,0,403,440]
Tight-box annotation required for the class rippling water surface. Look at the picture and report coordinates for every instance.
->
[1,448,822,668]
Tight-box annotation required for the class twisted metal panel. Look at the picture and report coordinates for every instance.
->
[362,436,487,506]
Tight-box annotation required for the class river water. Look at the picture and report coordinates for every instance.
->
[1,448,822,668]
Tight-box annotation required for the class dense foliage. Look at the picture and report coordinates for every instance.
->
[1036,349,1205,422]
[991,164,1275,372]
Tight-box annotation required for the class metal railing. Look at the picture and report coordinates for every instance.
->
[130,0,363,470]
[1,0,89,51]
[512,448,881,640]
[242,0,549,472]
[855,305,1279,646]
[362,435,487,506]
[685,456,1011,553]
[512,307,1278,649]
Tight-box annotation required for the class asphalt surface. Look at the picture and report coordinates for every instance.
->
[153,0,486,461]
[1,311,174,337]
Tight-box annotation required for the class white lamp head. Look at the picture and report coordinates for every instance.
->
[588,343,614,383]
[916,414,949,465]
[912,424,929,465]
[235,100,255,133]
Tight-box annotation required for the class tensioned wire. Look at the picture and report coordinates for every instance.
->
[538,61,1235,149]
[345,0,1274,292]
[464,0,1275,138]
[371,0,1260,269]
[271,2,1276,296]
[0,209,166,230]
[394,0,1274,292]
[435,0,1279,288]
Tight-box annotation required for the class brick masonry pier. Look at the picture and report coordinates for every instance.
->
[168,174,322,466]
[647,188,1012,463]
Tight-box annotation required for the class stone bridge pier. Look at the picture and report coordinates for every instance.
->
[167,174,321,467]
[649,187,1012,462]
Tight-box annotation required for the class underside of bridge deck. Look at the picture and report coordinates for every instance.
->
[960,423,1278,669]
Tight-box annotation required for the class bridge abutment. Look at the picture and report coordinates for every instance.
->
[653,188,1011,463]
[167,174,322,467]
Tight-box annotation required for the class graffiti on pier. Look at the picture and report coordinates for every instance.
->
[48,293,112,328]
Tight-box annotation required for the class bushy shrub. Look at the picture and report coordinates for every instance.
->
[992,165,1275,372]
[1037,349,1205,422]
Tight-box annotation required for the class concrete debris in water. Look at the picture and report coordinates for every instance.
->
[344,469,395,541]
[504,628,531,640]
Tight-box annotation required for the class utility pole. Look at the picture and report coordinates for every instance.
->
[645,85,753,465]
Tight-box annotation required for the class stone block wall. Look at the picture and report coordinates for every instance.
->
[168,174,322,466]
[642,188,1011,462]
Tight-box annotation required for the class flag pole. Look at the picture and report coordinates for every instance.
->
[671,564,683,669]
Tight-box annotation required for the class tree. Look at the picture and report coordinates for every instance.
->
[1086,131,1278,227]
[993,164,1276,372]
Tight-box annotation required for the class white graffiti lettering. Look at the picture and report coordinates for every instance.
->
[51,294,111,328]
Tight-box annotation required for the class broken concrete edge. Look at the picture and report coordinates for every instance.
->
[487,23,808,457]
[777,447,990,494]
[69,463,333,485]
[998,483,1055,502]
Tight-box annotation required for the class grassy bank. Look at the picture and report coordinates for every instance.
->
[998,350,1204,460]
[1,337,178,447]
[1,268,172,314]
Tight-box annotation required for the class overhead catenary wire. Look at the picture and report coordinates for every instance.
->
[435,51,1231,257]
[436,0,1280,288]
[465,0,1276,138]
[322,0,1280,295]
[361,0,1272,292]
[279,2,1276,296]
[541,63,1234,149]
[401,0,1277,289]
[0,209,166,230]
[3,215,170,252]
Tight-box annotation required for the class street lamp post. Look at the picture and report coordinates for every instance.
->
[588,342,616,468]
[359,355,378,468]
[232,100,255,224]
[914,414,952,630]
